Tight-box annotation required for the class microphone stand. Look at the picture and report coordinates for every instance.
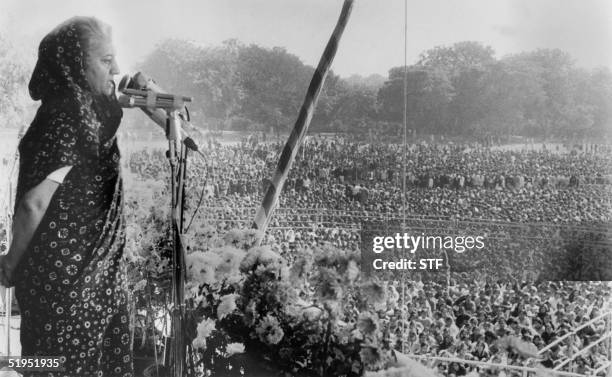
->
[165,109,188,377]
[118,82,198,377]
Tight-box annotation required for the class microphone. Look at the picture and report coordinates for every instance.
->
[118,73,191,110]
[118,72,202,151]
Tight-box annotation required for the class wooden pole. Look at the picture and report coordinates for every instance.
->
[252,0,355,240]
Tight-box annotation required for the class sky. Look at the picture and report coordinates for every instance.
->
[1,0,611,78]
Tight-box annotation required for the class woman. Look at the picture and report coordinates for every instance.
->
[0,17,133,377]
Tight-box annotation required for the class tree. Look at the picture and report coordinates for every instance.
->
[138,39,243,129]
[417,42,496,134]
[194,40,244,126]
[343,74,385,91]
[377,66,454,134]
[0,33,34,129]
[134,38,612,137]
[510,49,584,136]
[477,57,547,136]
[417,41,495,77]
[236,45,313,132]
[328,83,378,133]
[575,67,612,136]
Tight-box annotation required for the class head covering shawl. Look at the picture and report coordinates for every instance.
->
[17,17,122,204]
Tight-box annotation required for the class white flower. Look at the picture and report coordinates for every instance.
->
[255,314,284,345]
[192,318,216,349]
[350,328,363,340]
[240,246,281,272]
[186,251,222,285]
[225,342,245,356]
[215,247,246,283]
[217,294,238,320]
[133,279,147,292]
[346,260,360,282]
[302,306,323,322]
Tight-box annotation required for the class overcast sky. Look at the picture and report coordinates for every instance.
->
[1,0,611,78]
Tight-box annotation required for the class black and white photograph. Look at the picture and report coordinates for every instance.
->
[0,1,611,376]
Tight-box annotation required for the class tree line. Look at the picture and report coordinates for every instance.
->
[136,39,611,138]
[2,35,611,138]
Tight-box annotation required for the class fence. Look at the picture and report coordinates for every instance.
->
[396,311,612,377]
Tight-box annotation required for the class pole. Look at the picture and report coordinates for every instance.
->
[251,0,355,240]
[5,150,17,356]
[608,311,612,377]
[400,0,408,355]
[4,211,11,356]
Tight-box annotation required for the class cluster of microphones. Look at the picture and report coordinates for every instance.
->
[117,72,200,152]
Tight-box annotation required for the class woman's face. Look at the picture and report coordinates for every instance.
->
[85,37,119,96]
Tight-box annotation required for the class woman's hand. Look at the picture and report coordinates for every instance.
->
[0,253,18,287]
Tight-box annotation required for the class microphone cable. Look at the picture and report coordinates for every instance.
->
[183,140,211,234]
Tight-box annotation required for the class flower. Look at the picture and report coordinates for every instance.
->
[357,312,379,335]
[215,247,246,283]
[217,293,238,320]
[133,279,147,292]
[223,228,262,249]
[359,345,381,365]
[392,352,440,377]
[346,260,360,282]
[302,306,323,322]
[193,318,216,349]
[225,342,245,356]
[223,229,244,245]
[240,246,281,272]
[244,299,258,326]
[256,314,284,345]
[186,251,222,285]
[361,280,387,305]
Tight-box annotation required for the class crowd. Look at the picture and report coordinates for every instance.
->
[128,138,612,224]
[126,138,611,264]
[124,136,611,375]
[384,279,611,376]
[1,134,610,375]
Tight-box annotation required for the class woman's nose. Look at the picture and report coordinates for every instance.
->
[110,59,120,75]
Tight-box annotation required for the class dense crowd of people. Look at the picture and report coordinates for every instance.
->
[1,134,610,375]
[123,136,612,376]
[128,137,612,224]
[386,279,611,376]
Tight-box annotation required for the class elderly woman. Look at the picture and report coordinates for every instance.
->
[0,17,132,376]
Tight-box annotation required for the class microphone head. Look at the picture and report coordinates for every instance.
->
[120,72,155,91]
[118,75,133,93]
[119,72,179,99]
[133,72,150,89]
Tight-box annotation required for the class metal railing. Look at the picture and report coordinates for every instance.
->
[539,310,612,377]
[401,354,591,377]
[394,311,612,377]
